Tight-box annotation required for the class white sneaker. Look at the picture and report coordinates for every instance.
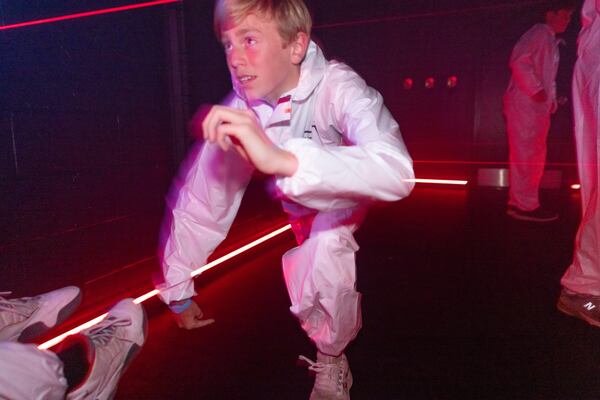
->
[300,352,353,400]
[67,298,147,400]
[0,286,81,342]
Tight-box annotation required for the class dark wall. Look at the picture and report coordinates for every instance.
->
[184,0,581,164]
[1,3,174,293]
[1,0,582,295]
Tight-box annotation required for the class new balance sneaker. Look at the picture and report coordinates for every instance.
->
[0,286,81,342]
[506,205,559,222]
[67,298,147,400]
[557,287,600,328]
[299,352,353,400]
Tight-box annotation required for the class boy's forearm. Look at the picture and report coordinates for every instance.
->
[274,148,298,177]
[158,142,254,304]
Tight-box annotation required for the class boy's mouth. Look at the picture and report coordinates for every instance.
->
[238,75,256,84]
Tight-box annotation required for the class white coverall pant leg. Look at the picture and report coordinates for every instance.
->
[504,96,551,211]
[282,205,367,357]
[0,342,68,400]
[561,62,600,295]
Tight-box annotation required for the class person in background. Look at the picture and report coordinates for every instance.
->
[557,0,600,327]
[504,0,575,222]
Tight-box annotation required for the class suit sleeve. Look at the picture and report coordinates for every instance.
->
[157,103,254,304]
[509,27,547,96]
[275,66,414,211]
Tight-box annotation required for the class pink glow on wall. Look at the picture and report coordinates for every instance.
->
[0,0,181,31]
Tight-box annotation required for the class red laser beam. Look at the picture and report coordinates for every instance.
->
[0,0,181,31]
[38,224,292,350]
[36,177,470,350]
[404,178,468,185]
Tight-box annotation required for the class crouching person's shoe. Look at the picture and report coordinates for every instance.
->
[300,351,352,400]
[67,299,147,400]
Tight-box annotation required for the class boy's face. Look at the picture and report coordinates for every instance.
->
[546,9,573,34]
[220,13,302,105]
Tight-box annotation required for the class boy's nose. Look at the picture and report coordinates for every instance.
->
[228,47,246,68]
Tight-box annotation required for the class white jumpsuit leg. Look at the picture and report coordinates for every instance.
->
[281,203,367,357]
[561,61,600,294]
[0,342,68,400]
[504,95,551,211]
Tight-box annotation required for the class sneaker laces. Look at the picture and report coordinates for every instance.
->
[83,315,133,346]
[0,292,39,318]
[299,355,349,396]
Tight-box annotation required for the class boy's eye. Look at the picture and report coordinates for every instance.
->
[245,37,257,47]
[223,42,233,52]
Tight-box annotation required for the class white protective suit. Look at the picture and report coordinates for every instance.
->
[503,23,560,211]
[561,0,600,295]
[158,41,414,356]
[0,342,68,399]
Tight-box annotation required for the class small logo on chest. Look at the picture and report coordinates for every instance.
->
[303,124,318,139]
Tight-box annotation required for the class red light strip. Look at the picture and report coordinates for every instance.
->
[38,314,108,350]
[571,184,581,190]
[412,160,577,167]
[189,225,292,278]
[0,0,181,31]
[37,176,469,350]
[314,1,548,30]
[38,224,292,350]
[404,178,468,186]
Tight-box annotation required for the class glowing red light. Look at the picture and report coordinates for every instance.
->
[0,0,181,31]
[37,224,292,350]
[404,178,468,186]
[38,313,108,350]
[447,76,458,88]
[36,173,468,351]
[571,183,581,190]
[425,77,435,89]
[403,78,414,90]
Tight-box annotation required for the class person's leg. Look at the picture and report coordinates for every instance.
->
[559,63,600,320]
[0,342,68,400]
[505,97,552,215]
[0,287,81,342]
[282,205,366,399]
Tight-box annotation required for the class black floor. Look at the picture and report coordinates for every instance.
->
[45,183,600,399]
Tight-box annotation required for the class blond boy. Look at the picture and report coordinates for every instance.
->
[158,0,414,398]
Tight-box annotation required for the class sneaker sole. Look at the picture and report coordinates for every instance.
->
[506,209,559,222]
[557,298,600,329]
[18,289,82,342]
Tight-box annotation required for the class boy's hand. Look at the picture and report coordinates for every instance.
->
[201,105,297,177]
[173,300,215,330]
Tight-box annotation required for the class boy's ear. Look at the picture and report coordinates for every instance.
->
[290,32,309,65]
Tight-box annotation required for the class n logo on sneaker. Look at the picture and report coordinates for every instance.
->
[583,302,596,311]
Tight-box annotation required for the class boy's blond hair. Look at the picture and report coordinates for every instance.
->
[214,0,312,44]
